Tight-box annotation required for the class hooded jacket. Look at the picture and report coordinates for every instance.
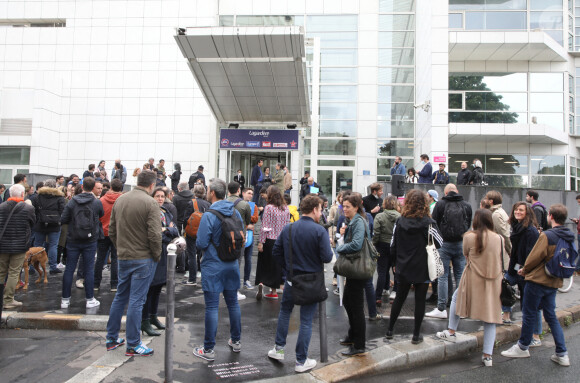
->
[373,209,400,245]
[522,226,574,289]
[99,191,122,237]
[60,192,104,243]
[32,187,65,233]
[456,168,471,185]
[172,189,194,231]
[431,191,472,242]
[391,216,443,283]
[196,199,243,292]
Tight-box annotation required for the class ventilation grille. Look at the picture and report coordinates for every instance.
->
[0,119,32,136]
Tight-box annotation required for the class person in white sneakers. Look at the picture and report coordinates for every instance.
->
[501,204,573,367]
[436,209,502,367]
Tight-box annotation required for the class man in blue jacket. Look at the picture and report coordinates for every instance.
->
[267,194,334,373]
[250,159,263,203]
[390,156,406,176]
[193,178,244,362]
[417,154,433,184]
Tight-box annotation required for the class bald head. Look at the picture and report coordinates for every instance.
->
[308,177,314,185]
[444,184,458,195]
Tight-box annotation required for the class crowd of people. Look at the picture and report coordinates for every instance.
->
[0,160,577,372]
[397,154,487,186]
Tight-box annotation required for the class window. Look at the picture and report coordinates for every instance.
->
[319,120,357,137]
[317,139,356,156]
[319,103,357,119]
[449,13,463,28]
[320,68,358,83]
[377,120,414,138]
[0,147,30,165]
[320,86,357,102]
[378,68,414,84]
[379,15,415,31]
[318,159,356,167]
[306,15,358,32]
[379,0,416,12]
[377,140,414,157]
[378,86,414,103]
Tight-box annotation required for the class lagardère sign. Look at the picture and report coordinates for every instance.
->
[219,129,299,151]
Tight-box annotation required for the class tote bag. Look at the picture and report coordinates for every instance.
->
[427,225,444,281]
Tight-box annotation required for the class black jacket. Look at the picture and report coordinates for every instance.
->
[362,194,383,218]
[60,192,104,243]
[163,201,178,226]
[234,174,245,188]
[508,223,539,276]
[456,168,471,185]
[391,216,443,283]
[172,189,194,231]
[250,165,262,187]
[170,171,181,192]
[300,182,322,200]
[188,172,205,189]
[32,187,66,233]
[0,200,36,254]
[431,191,472,242]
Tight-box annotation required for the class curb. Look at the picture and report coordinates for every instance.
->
[1,311,126,331]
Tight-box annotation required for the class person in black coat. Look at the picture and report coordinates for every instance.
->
[456,162,471,186]
[250,159,264,203]
[142,187,179,336]
[234,169,245,189]
[170,163,181,193]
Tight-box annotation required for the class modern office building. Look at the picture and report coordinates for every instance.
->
[0,0,578,198]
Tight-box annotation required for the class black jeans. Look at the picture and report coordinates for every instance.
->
[94,236,118,289]
[143,284,163,320]
[388,281,429,337]
[343,278,367,349]
[186,236,197,283]
[375,242,397,298]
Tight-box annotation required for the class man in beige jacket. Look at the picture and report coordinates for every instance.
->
[485,191,511,265]
[282,165,292,195]
[105,170,162,357]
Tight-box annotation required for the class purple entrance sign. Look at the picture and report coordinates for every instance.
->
[219,129,299,151]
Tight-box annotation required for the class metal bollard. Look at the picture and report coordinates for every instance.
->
[165,243,177,383]
[319,300,328,363]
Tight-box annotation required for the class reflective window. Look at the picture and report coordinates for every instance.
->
[449,93,463,109]
[318,159,356,167]
[306,32,358,48]
[321,49,357,66]
[0,169,12,184]
[378,15,415,31]
[219,16,234,26]
[530,93,564,112]
[486,155,529,175]
[378,86,414,103]
[532,176,565,189]
[485,175,529,188]
[319,103,357,119]
[377,120,414,138]
[531,113,563,127]
[532,155,565,175]
[450,0,526,10]
[465,92,527,111]
[378,68,414,84]
[377,158,414,176]
[319,120,357,137]
[378,49,414,65]
[377,140,414,157]
[307,15,358,31]
[318,139,356,156]
[530,12,563,29]
[320,86,357,102]
[0,147,30,165]
[466,12,527,30]
[530,73,563,91]
[379,32,415,48]
[530,0,563,10]
[449,13,463,28]
[449,112,527,123]
[450,73,527,92]
[236,15,304,26]
[379,0,416,12]
[304,139,311,155]
[320,68,358,83]
[378,103,414,120]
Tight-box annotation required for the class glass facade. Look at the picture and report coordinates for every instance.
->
[0,147,30,185]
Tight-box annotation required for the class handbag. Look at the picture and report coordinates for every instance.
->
[426,225,444,281]
[287,223,327,305]
[333,218,378,279]
[499,237,517,307]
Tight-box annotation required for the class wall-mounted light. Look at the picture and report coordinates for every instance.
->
[229,123,239,129]
[286,124,297,129]
[177,28,186,35]
[414,100,431,113]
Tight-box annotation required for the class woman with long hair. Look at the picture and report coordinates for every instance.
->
[141,187,179,336]
[436,209,502,367]
[255,185,289,300]
[386,190,443,344]
[405,168,419,183]
[336,193,372,356]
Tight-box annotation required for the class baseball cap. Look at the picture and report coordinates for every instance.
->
[428,190,438,202]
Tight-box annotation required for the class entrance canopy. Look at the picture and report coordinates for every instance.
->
[174,26,310,126]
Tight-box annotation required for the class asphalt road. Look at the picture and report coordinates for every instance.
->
[351,321,580,383]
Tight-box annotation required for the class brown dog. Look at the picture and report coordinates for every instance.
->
[17,247,49,290]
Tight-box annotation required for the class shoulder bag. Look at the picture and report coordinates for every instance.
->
[333,218,378,279]
[287,223,327,305]
[427,225,444,281]
[499,236,517,307]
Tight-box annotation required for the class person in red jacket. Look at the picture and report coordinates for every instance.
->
[94,179,123,291]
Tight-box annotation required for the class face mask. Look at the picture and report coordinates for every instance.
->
[421,160,426,165]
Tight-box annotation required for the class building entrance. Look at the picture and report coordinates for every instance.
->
[227,151,289,188]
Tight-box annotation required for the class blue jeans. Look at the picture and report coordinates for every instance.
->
[106,258,157,348]
[34,230,60,271]
[186,236,197,283]
[203,289,241,350]
[437,241,465,311]
[364,278,377,318]
[518,281,567,356]
[241,244,253,282]
[94,237,118,289]
[62,241,97,299]
[274,281,318,363]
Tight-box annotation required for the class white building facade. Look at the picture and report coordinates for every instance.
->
[0,0,579,196]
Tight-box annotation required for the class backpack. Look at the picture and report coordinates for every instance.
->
[188,172,200,188]
[544,234,579,279]
[440,201,469,242]
[208,209,245,262]
[533,204,549,231]
[184,199,203,237]
[71,201,96,241]
[472,168,486,185]
[38,196,60,227]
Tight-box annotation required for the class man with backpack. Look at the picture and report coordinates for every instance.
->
[182,184,210,286]
[32,179,66,274]
[226,181,252,299]
[526,190,549,231]
[427,184,472,319]
[60,177,104,310]
[193,178,245,362]
[188,165,206,189]
[501,204,575,367]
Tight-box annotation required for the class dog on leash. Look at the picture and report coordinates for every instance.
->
[17,247,49,290]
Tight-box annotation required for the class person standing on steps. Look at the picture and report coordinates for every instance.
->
[250,159,264,204]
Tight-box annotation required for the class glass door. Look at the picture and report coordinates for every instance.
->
[317,167,354,204]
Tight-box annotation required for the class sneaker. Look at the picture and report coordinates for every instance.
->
[184,271,189,279]
[57,262,66,270]
[228,339,241,353]
[529,338,542,348]
[436,330,457,342]
[333,288,340,296]
[237,292,247,300]
[482,356,493,367]
[332,278,337,286]
[3,300,23,309]
[501,344,530,358]
[389,291,396,300]
[111,287,117,292]
[425,308,447,319]
[256,284,263,301]
[369,314,383,321]
[94,286,99,292]
[86,298,100,308]
[106,337,125,351]
[126,342,154,357]
[60,298,70,309]
[244,280,254,289]
[196,271,202,278]
[193,346,215,361]
[75,279,84,289]
[264,293,278,299]
[550,354,570,367]
[182,280,197,286]
[295,358,317,373]
[268,347,285,360]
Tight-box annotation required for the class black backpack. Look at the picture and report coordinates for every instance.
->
[38,195,60,227]
[533,204,549,231]
[208,209,245,262]
[188,172,200,189]
[472,168,486,185]
[71,201,96,241]
[440,201,469,242]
